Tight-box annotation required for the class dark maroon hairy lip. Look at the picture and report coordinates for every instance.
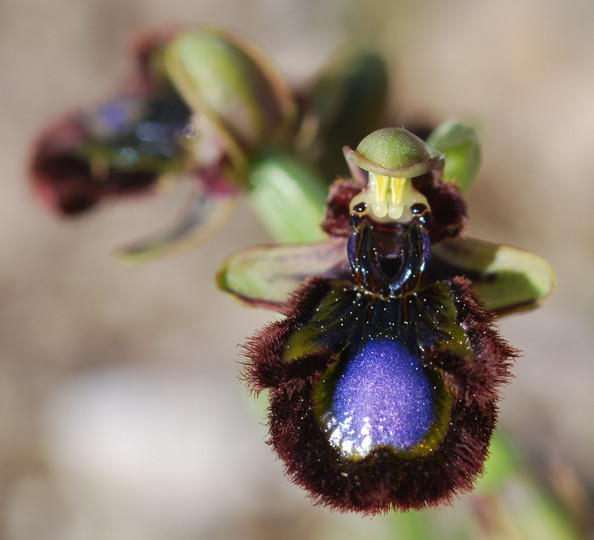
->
[243,276,516,513]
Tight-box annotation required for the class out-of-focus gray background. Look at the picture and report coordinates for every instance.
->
[1,0,593,538]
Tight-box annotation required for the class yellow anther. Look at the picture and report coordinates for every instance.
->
[377,175,389,203]
[370,175,389,218]
[391,178,406,206]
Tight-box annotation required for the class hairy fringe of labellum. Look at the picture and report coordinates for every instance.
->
[242,278,334,393]
[243,276,515,513]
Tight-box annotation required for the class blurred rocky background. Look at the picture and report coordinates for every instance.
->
[0,0,593,538]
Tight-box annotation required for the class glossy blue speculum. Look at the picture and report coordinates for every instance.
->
[321,338,435,458]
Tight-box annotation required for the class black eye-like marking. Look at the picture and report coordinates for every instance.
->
[410,203,428,215]
[353,202,367,214]
[411,203,433,228]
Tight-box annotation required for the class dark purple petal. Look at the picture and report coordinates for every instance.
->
[321,179,363,237]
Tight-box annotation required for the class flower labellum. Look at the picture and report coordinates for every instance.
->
[243,128,518,513]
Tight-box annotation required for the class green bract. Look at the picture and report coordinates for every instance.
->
[344,127,444,181]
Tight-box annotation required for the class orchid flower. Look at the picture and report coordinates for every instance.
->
[218,125,555,513]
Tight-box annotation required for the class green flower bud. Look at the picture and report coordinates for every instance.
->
[427,120,481,193]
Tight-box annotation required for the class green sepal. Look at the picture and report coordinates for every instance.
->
[164,28,296,174]
[426,120,481,193]
[115,181,239,266]
[303,50,389,180]
[431,237,556,314]
[344,127,444,184]
[216,238,348,310]
[247,151,328,244]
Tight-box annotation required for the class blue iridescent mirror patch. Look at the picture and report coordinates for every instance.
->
[318,337,435,457]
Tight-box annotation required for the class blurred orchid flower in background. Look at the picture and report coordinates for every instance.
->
[30,27,388,264]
